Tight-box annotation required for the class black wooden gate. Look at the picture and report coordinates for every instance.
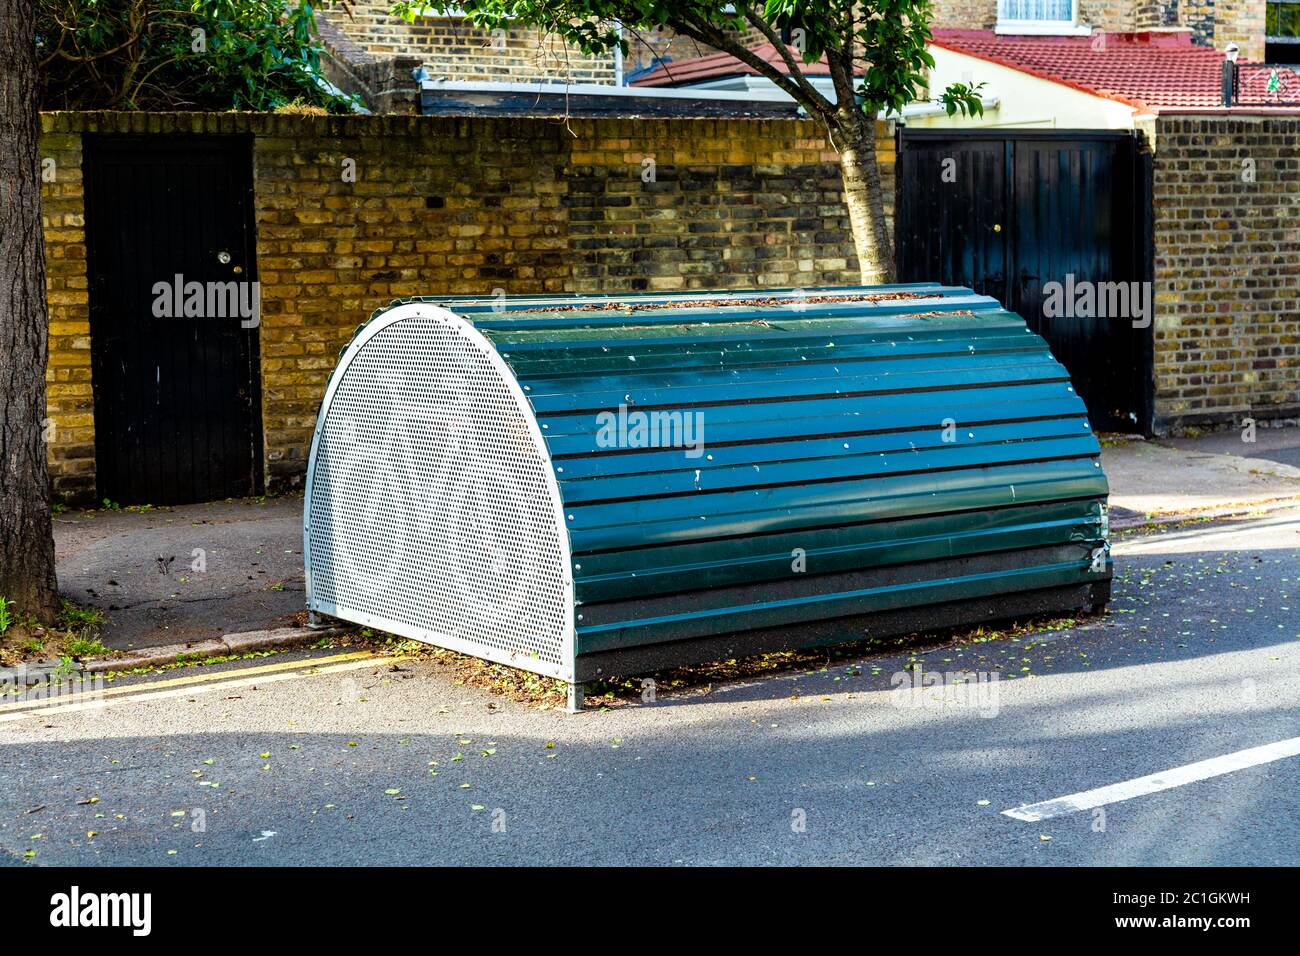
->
[896,129,1153,433]
[85,136,262,505]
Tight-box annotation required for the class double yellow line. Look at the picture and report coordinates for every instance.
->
[0,651,388,722]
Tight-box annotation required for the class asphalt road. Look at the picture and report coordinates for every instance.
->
[8,508,1300,866]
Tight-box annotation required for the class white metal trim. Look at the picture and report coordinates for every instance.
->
[303,301,577,682]
[994,20,1092,35]
[420,78,797,102]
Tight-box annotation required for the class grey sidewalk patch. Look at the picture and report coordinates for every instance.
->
[81,626,341,674]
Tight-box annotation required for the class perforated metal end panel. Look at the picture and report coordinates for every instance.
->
[305,305,574,679]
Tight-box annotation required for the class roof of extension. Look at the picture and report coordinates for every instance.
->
[631,42,840,87]
[929,29,1231,111]
[631,28,1300,114]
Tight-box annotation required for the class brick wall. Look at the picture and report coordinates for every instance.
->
[1148,113,1300,431]
[315,12,422,113]
[1134,0,1180,28]
[320,5,769,84]
[931,0,998,30]
[321,4,618,83]
[40,131,94,502]
[40,111,891,500]
[623,26,768,76]
[928,0,1139,29]
[1210,0,1266,61]
[1081,0,1141,30]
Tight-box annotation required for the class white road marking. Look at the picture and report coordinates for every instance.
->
[0,656,390,723]
[1003,736,1300,822]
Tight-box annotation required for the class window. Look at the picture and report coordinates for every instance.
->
[996,0,1091,35]
[1266,0,1300,64]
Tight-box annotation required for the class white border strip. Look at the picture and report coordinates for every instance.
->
[303,302,577,683]
[1003,736,1300,822]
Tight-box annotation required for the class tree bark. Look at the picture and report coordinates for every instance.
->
[0,0,61,625]
[646,16,896,287]
[836,118,896,285]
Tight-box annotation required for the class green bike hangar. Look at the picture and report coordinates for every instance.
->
[303,285,1111,710]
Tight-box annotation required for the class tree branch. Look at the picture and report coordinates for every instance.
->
[735,2,836,115]
[824,4,857,116]
[666,11,836,118]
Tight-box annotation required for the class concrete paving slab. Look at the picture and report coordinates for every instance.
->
[54,496,305,652]
[1101,430,1300,521]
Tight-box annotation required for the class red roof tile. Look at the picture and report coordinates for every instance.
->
[930,29,1232,111]
[632,29,1297,113]
[632,42,840,87]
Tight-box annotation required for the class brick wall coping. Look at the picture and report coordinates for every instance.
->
[1152,107,1300,117]
[39,111,833,136]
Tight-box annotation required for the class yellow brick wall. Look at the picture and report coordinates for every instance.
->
[322,4,618,83]
[40,112,892,498]
[39,130,95,502]
[1149,114,1300,431]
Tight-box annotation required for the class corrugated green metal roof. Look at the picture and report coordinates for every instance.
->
[376,284,1109,659]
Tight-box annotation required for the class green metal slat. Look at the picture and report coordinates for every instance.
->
[488,314,1029,356]
[479,302,1010,343]
[520,349,1060,401]
[558,434,1101,504]
[501,333,1042,376]
[431,282,953,313]
[464,290,998,331]
[526,360,1073,413]
[538,385,1087,448]
[566,457,1108,553]
[554,418,1094,484]
[575,511,1103,604]
[576,561,1101,654]
[572,498,1100,581]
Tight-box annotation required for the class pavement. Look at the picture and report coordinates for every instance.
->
[53,497,306,651]
[49,426,1300,653]
[5,506,1299,866]
[1101,427,1300,525]
[1163,425,1300,469]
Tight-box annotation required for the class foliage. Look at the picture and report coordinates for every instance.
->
[65,635,111,657]
[387,0,983,120]
[37,0,354,111]
[0,598,13,636]
[59,599,106,629]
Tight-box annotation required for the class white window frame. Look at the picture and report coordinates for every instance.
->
[996,0,1092,35]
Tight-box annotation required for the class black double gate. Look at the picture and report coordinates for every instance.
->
[896,129,1153,433]
[85,136,262,505]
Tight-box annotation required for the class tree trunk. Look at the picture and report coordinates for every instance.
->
[837,118,896,285]
[0,0,61,625]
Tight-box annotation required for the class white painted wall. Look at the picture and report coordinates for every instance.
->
[911,46,1139,129]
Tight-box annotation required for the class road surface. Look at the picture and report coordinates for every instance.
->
[7,508,1299,866]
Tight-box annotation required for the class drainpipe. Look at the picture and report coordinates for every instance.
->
[614,21,625,86]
